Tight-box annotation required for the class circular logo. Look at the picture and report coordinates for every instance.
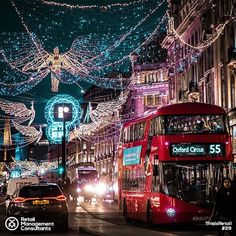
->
[5,217,19,231]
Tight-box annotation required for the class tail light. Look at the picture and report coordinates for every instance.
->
[56,195,66,201]
[14,197,26,203]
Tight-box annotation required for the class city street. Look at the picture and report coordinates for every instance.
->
[0,1,235,235]
[0,197,219,235]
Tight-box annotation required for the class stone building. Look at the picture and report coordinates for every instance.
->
[162,0,235,104]
[162,0,236,160]
[123,62,169,118]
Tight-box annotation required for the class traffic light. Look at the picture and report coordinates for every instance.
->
[58,166,64,175]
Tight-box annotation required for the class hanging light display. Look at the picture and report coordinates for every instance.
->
[0,0,167,95]
[0,99,35,126]
[5,157,58,177]
[167,12,232,51]
[42,0,152,10]
[69,90,128,141]
[0,98,43,150]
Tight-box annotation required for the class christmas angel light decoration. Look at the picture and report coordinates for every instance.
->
[0,99,43,147]
[0,32,126,94]
[21,45,91,92]
[0,99,35,126]
[69,90,128,141]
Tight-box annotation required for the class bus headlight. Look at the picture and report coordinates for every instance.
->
[166,208,176,217]
[84,184,94,192]
[95,183,107,195]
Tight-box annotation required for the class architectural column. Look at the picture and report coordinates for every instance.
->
[135,96,144,117]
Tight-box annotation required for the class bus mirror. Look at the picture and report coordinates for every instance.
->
[153,165,158,176]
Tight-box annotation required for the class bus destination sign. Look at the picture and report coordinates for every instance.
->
[123,145,142,166]
[170,143,225,157]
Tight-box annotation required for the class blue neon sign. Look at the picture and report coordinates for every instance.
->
[123,146,142,166]
[44,94,82,144]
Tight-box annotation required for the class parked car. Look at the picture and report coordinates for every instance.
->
[7,183,68,231]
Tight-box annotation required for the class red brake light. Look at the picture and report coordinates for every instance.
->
[56,195,66,201]
[14,197,26,203]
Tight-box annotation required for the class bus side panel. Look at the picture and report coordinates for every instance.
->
[151,193,211,224]
[123,191,147,221]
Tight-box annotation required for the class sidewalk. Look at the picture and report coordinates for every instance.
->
[79,222,217,236]
[79,221,176,236]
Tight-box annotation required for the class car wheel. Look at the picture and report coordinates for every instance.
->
[147,201,152,225]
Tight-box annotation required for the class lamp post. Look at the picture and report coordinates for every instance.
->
[54,103,72,179]
[55,105,70,179]
[61,106,69,180]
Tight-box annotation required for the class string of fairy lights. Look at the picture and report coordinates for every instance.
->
[1,1,164,149]
[41,0,152,9]
[0,0,167,95]
[168,12,231,51]
[164,3,234,79]
[4,157,58,177]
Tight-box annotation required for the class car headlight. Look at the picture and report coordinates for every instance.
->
[95,183,107,195]
[166,207,176,217]
[84,184,94,192]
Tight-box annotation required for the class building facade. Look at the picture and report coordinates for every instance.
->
[162,0,236,161]
[163,0,235,104]
[124,62,169,118]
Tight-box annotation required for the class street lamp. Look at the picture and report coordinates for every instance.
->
[56,104,72,179]
[61,106,68,180]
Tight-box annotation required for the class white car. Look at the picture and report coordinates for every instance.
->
[5,176,39,214]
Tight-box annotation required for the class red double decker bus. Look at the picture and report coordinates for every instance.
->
[118,102,232,224]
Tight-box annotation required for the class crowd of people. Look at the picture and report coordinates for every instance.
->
[196,119,223,132]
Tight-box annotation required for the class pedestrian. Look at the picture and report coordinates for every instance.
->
[209,177,235,236]
[63,176,71,200]
[57,178,63,190]
[70,180,78,202]
[212,121,223,132]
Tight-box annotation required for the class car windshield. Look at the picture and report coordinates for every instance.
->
[161,162,229,208]
[161,115,227,134]
[19,185,62,198]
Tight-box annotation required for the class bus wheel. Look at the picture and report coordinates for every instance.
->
[147,201,152,224]
[123,199,127,218]
[123,199,130,223]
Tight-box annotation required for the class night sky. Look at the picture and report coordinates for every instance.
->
[0,0,167,124]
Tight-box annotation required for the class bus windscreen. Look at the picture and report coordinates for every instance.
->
[78,170,98,183]
[161,115,227,134]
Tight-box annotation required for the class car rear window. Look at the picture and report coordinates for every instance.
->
[19,185,62,198]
